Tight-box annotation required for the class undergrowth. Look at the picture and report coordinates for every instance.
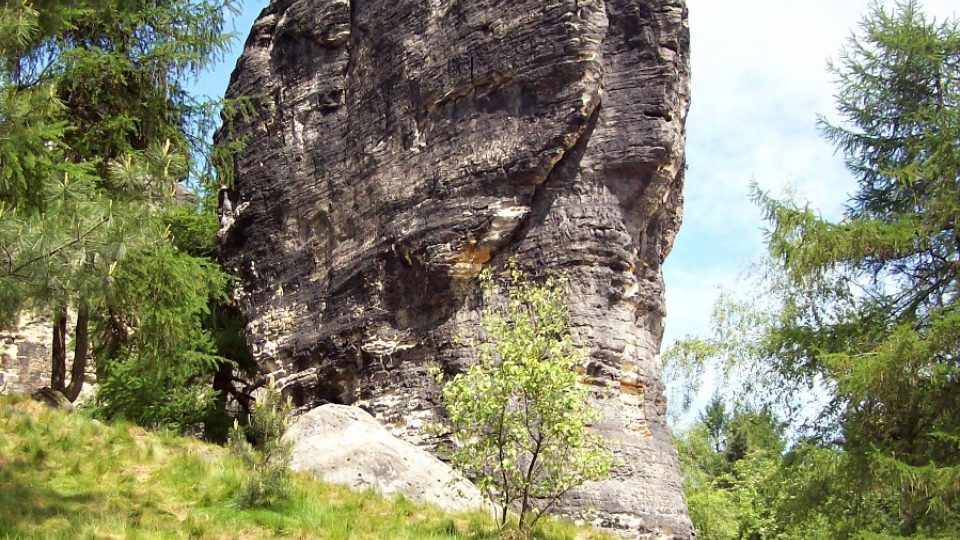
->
[0,394,610,539]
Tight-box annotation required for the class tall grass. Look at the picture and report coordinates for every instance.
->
[0,395,609,539]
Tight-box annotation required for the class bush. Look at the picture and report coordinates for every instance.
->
[437,265,613,532]
[92,245,231,434]
[95,352,221,433]
[228,376,293,507]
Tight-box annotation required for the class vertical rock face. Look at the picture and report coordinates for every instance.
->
[1,314,56,395]
[220,0,691,537]
[1,314,82,395]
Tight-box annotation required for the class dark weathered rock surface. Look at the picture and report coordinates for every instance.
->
[220,0,691,536]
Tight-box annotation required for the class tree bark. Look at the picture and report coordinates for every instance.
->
[207,361,236,442]
[50,305,67,391]
[64,305,90,402]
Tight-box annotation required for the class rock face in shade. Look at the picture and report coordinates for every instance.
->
[1,314,55,395]
[219,0,691,537]
[1,313,92,397]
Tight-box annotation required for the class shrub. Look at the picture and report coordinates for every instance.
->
[95,352,221,433]
[228,376,293,507]
[437,265,613,532]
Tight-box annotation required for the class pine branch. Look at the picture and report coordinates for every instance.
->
[3,215,108,280]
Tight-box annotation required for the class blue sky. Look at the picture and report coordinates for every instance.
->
[666,0,957,345]
[192,0,959,350]
[187,0,269,102]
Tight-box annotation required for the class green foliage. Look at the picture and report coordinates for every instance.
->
[228,377,294,508]
[11,0,240,171]
[0,395,613,540]
[0,0,251,435]
[92,244,229,430]
[701,397,729,453]
[667,2,960,537]
[663,287,791,422]
[753,2,960,535]
[438,265,613,532]
[676,408,798,540]
[95,352,220,430]
[160,203,220,256]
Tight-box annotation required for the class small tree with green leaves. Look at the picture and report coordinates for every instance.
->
[228,376,293,508]
[438,265,613,532]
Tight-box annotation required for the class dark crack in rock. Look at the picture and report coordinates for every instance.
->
[219,0,691,537]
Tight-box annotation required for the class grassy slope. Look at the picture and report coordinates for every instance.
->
[0,395,609,539]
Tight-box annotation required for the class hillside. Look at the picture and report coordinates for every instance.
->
[0,396,609,539]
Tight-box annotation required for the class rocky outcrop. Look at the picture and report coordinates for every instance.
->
[2,314,56,395]
[220,0,691,537]
[1,313,94,396]
[31,387,74,410]
[285,404,484,512]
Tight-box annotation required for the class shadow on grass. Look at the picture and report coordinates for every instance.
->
[0,459,103,536]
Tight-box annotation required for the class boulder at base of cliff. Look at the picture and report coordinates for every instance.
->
[31,387,73,410]
[284,404,484,512]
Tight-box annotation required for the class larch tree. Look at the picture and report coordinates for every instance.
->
[666,1,960,537]
[0,0,248,432]
[756,2,960,534]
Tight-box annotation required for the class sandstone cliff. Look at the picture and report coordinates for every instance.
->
[219,0,691,536]
[1,314,56,395]
[1,313,92,397]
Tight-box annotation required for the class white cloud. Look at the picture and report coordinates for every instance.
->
[664,1,958,348]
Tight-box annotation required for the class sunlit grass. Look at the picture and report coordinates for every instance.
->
[0,394,610,539]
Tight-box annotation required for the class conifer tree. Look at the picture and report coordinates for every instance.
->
[754,2,960,534]
[667,2,960,536]
[0,0,244,429]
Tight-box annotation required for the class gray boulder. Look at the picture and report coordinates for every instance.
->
[284,404,485,512]
[31,387,73,410]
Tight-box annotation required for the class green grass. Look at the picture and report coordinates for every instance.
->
[0,395,610,539]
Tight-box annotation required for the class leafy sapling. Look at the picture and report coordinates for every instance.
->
[437,264,613,532]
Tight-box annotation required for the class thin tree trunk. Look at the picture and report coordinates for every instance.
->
[64,305,90,402]
[50,305,68,391]
[208,361,235,442]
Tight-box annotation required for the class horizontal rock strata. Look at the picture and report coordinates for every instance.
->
[220,0,691,536]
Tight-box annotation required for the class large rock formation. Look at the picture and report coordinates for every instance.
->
[0,313,54,395]
[220,0,691,537]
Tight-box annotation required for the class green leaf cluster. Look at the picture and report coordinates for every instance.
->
[438,264,613,532]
